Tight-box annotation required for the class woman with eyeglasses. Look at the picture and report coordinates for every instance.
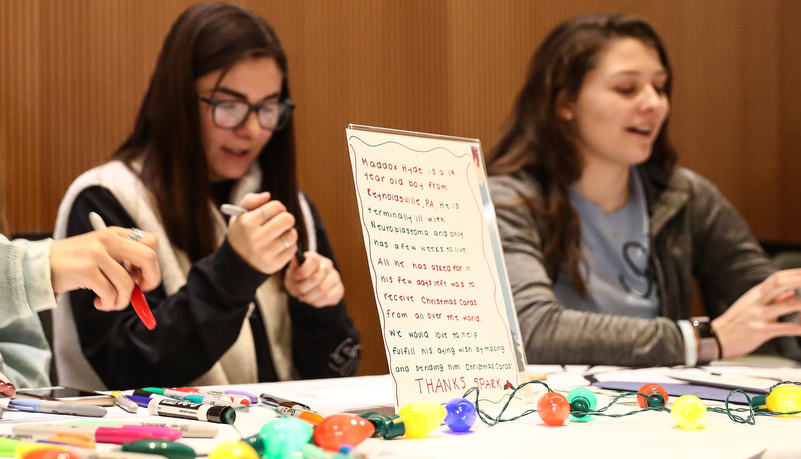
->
[52,2,360,389]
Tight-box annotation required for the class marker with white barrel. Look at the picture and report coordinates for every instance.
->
[147,397,235,424]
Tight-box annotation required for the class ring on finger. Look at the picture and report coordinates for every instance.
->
[128,228,144,242]
[282,235,291,250]
[261,207,272,222]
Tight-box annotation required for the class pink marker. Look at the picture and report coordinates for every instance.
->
[120,425,182,441]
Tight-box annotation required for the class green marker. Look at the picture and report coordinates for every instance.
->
[122,439,196,459]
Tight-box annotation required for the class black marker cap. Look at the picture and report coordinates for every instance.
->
[207,405,236,424]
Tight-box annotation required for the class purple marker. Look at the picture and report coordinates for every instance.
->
[127,394,171,408]
[225,390,258,404]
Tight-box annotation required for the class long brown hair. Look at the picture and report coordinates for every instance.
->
[486,12,677,293]
[114,2,305,263]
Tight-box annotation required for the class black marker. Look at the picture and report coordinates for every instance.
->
[147,398,235,425]
[295,240,306,265]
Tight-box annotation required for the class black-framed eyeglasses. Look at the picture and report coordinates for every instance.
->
[198,96,295,131]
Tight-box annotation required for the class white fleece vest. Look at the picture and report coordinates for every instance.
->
[53,160,315,389]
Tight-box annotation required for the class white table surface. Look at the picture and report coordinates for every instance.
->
[3,360,801,459]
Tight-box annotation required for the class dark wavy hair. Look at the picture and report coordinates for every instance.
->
[114,1,305,263]
[486,12,677,293]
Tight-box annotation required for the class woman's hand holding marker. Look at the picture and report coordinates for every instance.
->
[285,251,344,308]
[222,194,343,308]
[223,192,298,275]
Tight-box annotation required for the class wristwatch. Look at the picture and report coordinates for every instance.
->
[690,316,721,364]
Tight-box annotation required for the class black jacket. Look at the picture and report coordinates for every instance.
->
[65,185,360,389]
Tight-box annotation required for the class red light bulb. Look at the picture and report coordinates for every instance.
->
[637,383,669,409]
[313,413,375,452]
[537,392,570,426]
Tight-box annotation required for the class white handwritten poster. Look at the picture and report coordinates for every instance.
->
[346,125,530,409]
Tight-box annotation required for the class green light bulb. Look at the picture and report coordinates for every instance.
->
[567,387,597,422]
[259,417,313,459]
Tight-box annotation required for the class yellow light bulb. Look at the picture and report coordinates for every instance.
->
[671,395,706,429]
[208,441,259,459]
[766,385,801,417]
[398,401,447,439]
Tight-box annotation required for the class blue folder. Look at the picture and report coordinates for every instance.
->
[593,381,763,405]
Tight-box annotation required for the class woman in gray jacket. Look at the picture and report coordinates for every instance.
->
[0,225,159,393]
[487,12,801,367]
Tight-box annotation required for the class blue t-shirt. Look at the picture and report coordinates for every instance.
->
[553,169,659,318]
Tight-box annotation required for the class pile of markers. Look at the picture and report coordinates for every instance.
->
[0,384,462,459]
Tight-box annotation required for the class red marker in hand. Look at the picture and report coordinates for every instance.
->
[88,212,157,330]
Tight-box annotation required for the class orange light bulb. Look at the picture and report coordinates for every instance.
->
[537,392,570,426]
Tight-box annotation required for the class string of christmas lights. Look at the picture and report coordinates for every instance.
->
[460,379,801,430]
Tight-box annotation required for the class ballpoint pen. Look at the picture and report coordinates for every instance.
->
[88,212,157,330]
[221,204,306,264]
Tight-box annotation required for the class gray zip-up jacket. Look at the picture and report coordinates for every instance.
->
[0,236,53,387]
[488,163,779,366]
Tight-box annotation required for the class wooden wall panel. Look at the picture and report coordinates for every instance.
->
[1,0,800,376]
[778,0,801,241]
[1,1,42,229]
